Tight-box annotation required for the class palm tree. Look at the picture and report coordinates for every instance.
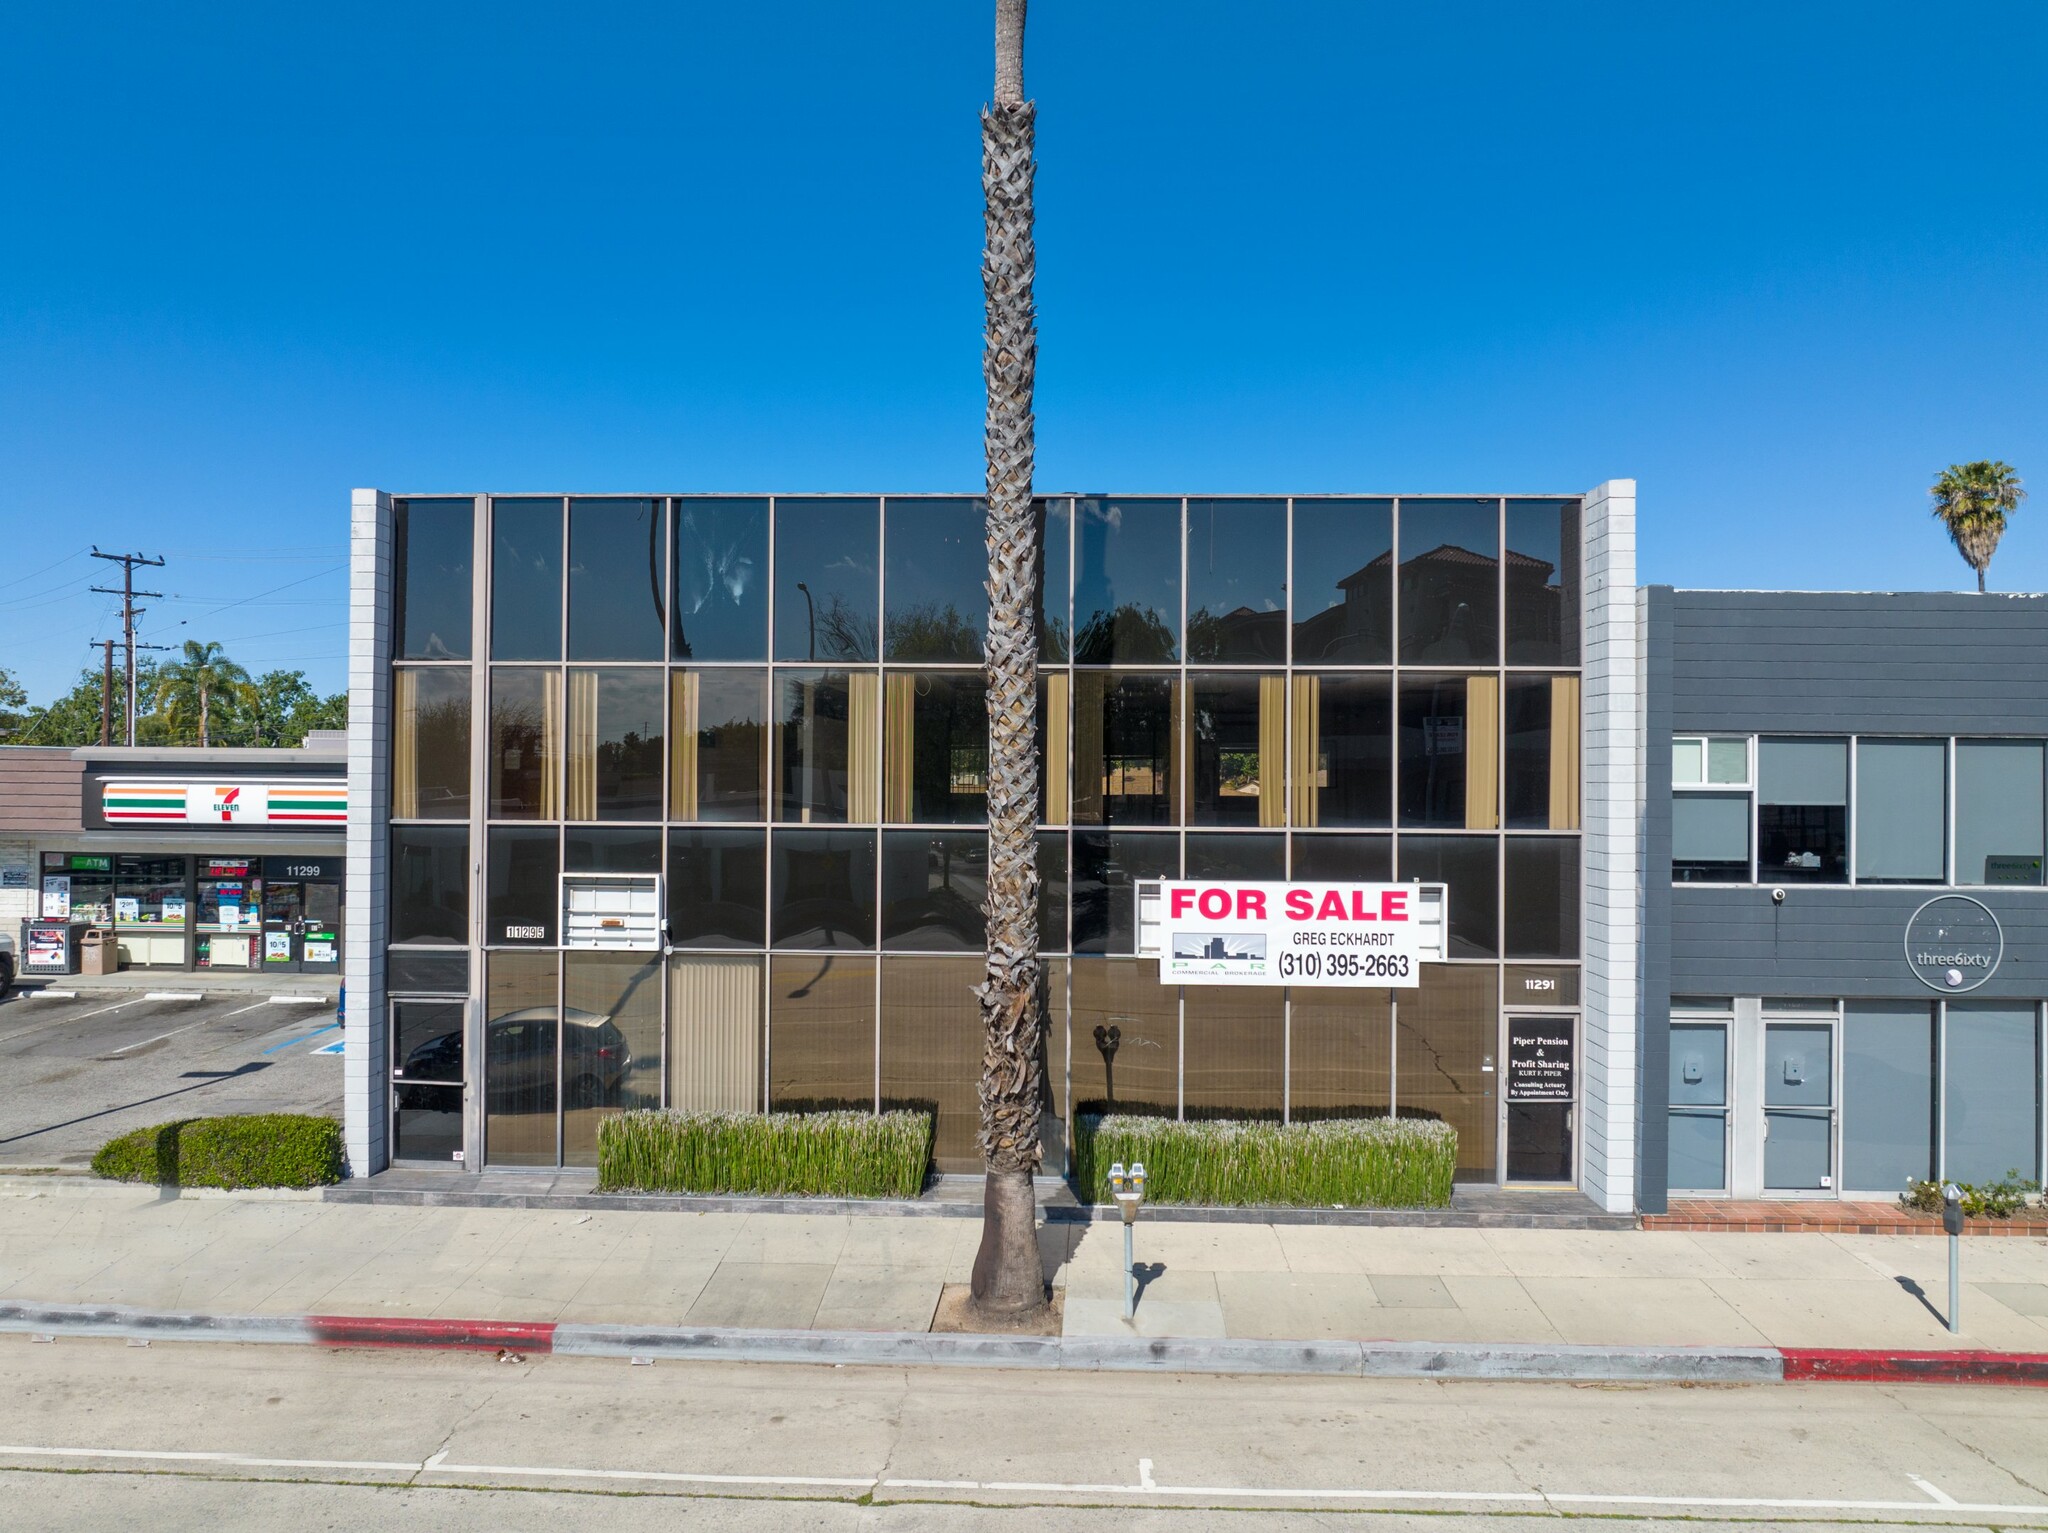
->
[1930,461,2026,593]
[154,640,253,747]
[969,0,1049,1321]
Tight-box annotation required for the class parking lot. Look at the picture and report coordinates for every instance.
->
[0,985,344,1168]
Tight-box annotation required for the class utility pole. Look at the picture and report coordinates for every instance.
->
[91,548,165,747]
[96,638,116,747]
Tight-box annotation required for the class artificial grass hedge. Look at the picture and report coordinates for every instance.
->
[1073,1113,1456,1209]
[91,1114,344,1190]
[597,1109,933,1198]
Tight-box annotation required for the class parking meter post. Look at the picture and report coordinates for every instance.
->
[1107,1160,1146,1321]
[1942,1182,1963,1334]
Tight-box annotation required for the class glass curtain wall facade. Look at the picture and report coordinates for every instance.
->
[387,495,1585,1182]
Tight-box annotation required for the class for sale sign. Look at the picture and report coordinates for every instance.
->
[1150,881,1430,987]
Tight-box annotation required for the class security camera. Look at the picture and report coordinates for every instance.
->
[1771,887,1787,905]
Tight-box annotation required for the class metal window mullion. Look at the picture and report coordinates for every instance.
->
[464,495,492,1172]
[1847,736,1858,884]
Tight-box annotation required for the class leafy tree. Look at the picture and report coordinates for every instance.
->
[0,667,26,738]
[1930,460,2026,593]
[232,669,347,747]
[12,658,162,746]
[153,640,256,747]
[1075,603,1177,664]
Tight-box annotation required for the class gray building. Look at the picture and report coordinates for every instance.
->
[1639,589,2048,1210]
[344,484,1645,1209]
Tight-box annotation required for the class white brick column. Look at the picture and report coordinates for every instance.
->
[345,489,394,1177]
[1578,479,1641,1213]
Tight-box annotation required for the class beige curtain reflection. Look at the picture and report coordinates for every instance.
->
[567,669,598,821]
[392,668,420,818]
[1465,674,1499,830]
[848,671,880,822]
[1042,672,1069,825]
[669,955,763,1112]
[1290,675,1321,828]
[670,671,701,821]
[1549,675,1581,830]
[1258,674,1286,828]
[540,671,563,818]
[883,673,916,823]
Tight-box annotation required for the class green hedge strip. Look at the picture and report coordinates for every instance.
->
[91,1114,344,1190]
[598,1109,934,1198]
[1073,1114,1456,1209]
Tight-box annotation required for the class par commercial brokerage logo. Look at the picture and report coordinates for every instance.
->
[1904,895,2003,992]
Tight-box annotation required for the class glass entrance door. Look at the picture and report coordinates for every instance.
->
[260,877,343,974]
[1505,1014,1575,1181]
[1764,1021,1835,1192]
[391,999,465,1162]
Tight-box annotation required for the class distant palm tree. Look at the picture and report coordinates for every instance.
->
[1930,461,2026,593]
[154,640,253,747]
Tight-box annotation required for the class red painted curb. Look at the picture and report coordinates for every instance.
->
[307,1315,558,1353]
[1782,1348,2048,1386]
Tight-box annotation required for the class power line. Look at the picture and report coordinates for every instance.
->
[90,547,166,747]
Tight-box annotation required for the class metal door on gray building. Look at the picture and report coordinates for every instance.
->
[1763,1021,1834,1191]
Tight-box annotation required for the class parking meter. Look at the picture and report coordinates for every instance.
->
[1942,1182,1963,1333]
[1108,1161,1147,1319]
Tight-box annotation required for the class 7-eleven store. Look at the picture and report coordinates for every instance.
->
[0,738,348,976]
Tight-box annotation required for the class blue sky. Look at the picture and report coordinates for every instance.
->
[4,1,2044,704]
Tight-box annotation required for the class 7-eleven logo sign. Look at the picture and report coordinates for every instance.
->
[207,786,247,822]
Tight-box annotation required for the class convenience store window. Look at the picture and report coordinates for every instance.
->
[197,858,261,970]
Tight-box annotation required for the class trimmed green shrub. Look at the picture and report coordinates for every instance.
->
[598,1109,934,1198]
[1903,1172,2042,1220]
[1072,1114,1457,1209]
[90,1114,344,1190]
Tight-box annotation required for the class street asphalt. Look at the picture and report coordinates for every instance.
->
[1,1340,2045,1529]
[0,987,343,1167]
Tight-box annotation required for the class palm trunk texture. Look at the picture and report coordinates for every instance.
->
[969,0,1047,1320]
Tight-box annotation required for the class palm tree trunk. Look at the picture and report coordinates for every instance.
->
[969,0,1047,1320]
[200,684,209,748]
[1979,565,1987,595]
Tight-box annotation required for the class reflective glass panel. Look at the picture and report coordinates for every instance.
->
[1855,739,1945,883]
[1399,498,1497,665]
[667,829,767,948]
[566,669,664,822]
[1504,835,1579,959]
[883,672,986,824]
[672,498,768,660]
[770,829,877,949]
[774,497,879,662]
[880,830,987,952]
[1073,672,1178,826]
[1289,833,1392,882]
[1504,499,1579,665]
[668,954,764,1112]
[490,497,563,661]
[883,498,986,662]
[391,826,468,945]
[392,999,464,1161]
[561,952,664,1165]
[1071,830,1178,954]
[1758,737,1847,883]
[775,670,879,823]
[1070,959,1177,1117]
[1842,1001,1934,1191]
[1956,740,2046,885]
[1944,1003,2041,1185]
[1185,499,1285,663]
[880,955,985,1172]
[1040,498,1073,662]
[1074,497,1179,663]
[1673,793,1749,881]
[485,951,559,1167]
[1039,830,1069,953]
[563,826,662,873]
[1504,675,1579,830]
[1184,832,1285,880]
[1398,835,1498,958]
[567,498,665,660]
[1295,674,1392,828]
[1189,673,1283,826]
[392,667,471,819]
[767,954,875,1110]
[1290,987,1392,1120]
[1183,984,1284,1120]
[1396,963,1497,1178]
[485,827,558,946]
[395,498,472,660]
[671,668,768,821]
[1399,674,1499,829]
[1291,499,1392,664]
[489,668,560,820]
[1672,738,1704,786]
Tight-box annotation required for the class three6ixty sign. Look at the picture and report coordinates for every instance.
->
[1144,881,1437,987]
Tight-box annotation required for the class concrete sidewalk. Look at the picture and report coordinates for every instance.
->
[3,1175,2046,1352]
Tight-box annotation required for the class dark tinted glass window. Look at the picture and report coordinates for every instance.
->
[1504,836,1580,958]
[775,670,878,823]
[1300,673,1392,828]
[395,498,473,660]
[885,671,986,824]
[390,947,470,995]
[1040,498,1072,662]
[486,827,558,945]
[673,498,768,660]
[668,829,766,947]
[1292,499,1392,663]
[1073,673,1178,826]
[1399,674,1498,829]
[1186,499,1285,663]
[775,497,879,662]
[879,955,985,1172]
[1504,675,1579,830]
[490,497,563,661]
[567,498,665,660]
[1673,793,1750,882]
[768,954,875,1111]
[1071,830,1178,954]
[1071,960,1178,1116]
[1074,497,1179,663]
[1399,499,1498,665]
[1038,830,1069,953]
[391,826,468,945]
[393,667,471,819]
[490,668,559,820]
[485,951,558,1166]
[1505,499,1579,665]
[884,498,986,662]
[1398,834,1498,958]
[1758,737,1848,884]
[881,830,987,951]
[564,826,663,873]
[1184,985,1284,1121]
[567,669,664,822]
[1189,673,1280,827]
[1290,833,1392,881]
[1184,832,1285,879]
[770,829,877,949]
[672,668,767,821]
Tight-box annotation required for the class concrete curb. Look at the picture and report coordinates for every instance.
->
[13,1299,2038,1383]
